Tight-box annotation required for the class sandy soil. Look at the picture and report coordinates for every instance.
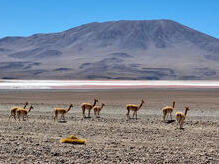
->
[0,89,218,163]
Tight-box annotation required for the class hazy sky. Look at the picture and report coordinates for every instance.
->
[0,0,218,38]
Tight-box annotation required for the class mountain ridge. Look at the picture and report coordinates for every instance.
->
[0,19,219,80]
[1,19,218,41]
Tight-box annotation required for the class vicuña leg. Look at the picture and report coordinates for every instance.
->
[132,111,135,118]
[82,107,85,118]
[94,110,97,118]
[62,114,65,121]
[180,121,184,129]
[17,113,21,121]
[9,114,16,120]
[88,109,91,118]
[54,112,58,121]
[22,114,25,121]
[126,109,130,120]
[177,120,179,128]
[163,113,166,121]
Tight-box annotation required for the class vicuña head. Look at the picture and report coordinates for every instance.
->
[69,104,73,109]
[162,101,175,121]
[126,99,145,120]
[94,98,98,102]
[176,106,190,129]
[141,99,145,104]
[24,102,28,107]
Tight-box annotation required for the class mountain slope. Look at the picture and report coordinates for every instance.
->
[0,19,219,80]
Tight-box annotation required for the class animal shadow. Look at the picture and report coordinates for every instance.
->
[130,117,140,120]
[164,120,175,124]
[175,127,185,130]
[84,116,92,119]
[126,117,140,121]
[58,120,67,123]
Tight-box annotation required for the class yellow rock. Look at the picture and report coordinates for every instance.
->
[60,135,86,144]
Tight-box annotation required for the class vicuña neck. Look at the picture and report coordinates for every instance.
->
[28,107,32,112]
[24,103,28,109]
[93,100,97,107]
[138,101,144,109]
[67,105,72,112]
[185,108,188,116]
[172,102,175,108]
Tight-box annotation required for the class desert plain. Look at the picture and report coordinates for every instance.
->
[0,88,218,163]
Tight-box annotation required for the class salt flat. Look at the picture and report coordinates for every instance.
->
[1,80,219,89]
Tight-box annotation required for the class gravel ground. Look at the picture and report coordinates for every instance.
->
[0,89,218,163]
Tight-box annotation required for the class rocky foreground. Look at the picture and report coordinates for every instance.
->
[0,89,218,163]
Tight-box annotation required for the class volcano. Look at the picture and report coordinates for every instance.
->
[0,19,219,80]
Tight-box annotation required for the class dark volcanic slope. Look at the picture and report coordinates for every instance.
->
[0,19,219,80]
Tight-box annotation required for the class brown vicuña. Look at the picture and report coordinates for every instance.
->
[93,103,105,118]
[54,104,73,121]
[126,99,144,120]
[9,102,28,120]
[176,106,190,129]
[81,98,98,118]
[16,105,34,121]
[162,101,175,121]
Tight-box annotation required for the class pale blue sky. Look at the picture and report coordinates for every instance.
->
[0,0,218,38]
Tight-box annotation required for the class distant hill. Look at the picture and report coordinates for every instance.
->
[0,19,219,80]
